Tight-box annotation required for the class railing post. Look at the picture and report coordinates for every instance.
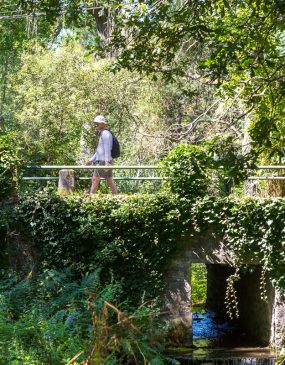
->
[58,169,75,195]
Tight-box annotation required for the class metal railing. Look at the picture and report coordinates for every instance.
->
[22,165,285,181]
[247,166,285,180]
[23,165,162,181]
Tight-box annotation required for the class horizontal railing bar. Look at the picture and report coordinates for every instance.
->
[25,165,159,170]
[248,176,285,180]
[257,165,285,169]
[24,165,285,171]
[23,177,58,180]
[22,176,285,181]
[22,176,163,181]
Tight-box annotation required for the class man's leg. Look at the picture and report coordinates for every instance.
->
[106,177,118,194]
[90,176,101,194]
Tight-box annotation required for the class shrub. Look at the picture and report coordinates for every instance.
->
[160,144,212,198]
[160,138,257,198]
[204,135,257,194]
[0,132,23,199]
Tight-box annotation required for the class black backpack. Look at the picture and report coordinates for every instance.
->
[109,130,121,159]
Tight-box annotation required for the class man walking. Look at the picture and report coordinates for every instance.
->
[86,115,118,194]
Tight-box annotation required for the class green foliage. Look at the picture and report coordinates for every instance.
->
[105,0,285,82]
[0,267,167,364]
[204,135,257,193]
[18,0,96,29]
[5,0,285,162]
[17,191,181,304]
[191,264,207,306]
[160,144,212,198]
[0,268,91,364]
[2,1,285,359]
[15,190,285,299]
[78,299,167,365]
[0,132,23,199]
[14,43,100,164]
[2,187,285,361]
[225,269,240,320]
[222,198,285,292]
[248,92,285,161]
[104,0,285,161]
[160,139,255,197]
[0,1,59,137]
[12,43,179,167]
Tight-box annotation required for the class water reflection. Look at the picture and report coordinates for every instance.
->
[193,307,233,347]
[168,306,276,364]
[168,357,276,365]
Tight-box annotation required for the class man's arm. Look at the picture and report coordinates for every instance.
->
[86,153,96,165]
[101,130,112,163]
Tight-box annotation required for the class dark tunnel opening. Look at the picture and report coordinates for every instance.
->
[191,264,274,348]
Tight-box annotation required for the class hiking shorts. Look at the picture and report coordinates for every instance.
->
[93,161,113,179]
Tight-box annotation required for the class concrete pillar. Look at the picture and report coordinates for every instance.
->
[58,169,75,195]
[271,289,285,349]
[163,258,192,346]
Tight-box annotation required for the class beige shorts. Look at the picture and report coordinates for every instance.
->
[93,161,113,178]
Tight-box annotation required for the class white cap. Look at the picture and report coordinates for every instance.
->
[94,115,107,124]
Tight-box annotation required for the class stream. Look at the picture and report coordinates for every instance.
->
[168,308,277,365]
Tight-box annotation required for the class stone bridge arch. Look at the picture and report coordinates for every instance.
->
[163,232,285,348]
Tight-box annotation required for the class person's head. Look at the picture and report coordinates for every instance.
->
[93,115,107,131]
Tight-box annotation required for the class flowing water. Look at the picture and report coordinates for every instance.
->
[167,356,276,365]
[193,308,233,347]
[168,308,277,365]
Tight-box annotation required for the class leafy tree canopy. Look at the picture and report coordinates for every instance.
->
[14,0,285,161]
[104,0,285,160]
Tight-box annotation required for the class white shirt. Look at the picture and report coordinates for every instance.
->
[90,129,113,162]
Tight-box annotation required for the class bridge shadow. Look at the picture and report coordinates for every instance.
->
[194,264,274,348]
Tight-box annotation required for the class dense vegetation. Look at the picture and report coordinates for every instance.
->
[1,187,285,363]
[0,144,285,363]
[0,0,285,363]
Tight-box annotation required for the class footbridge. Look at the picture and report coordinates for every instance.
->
[22,164,285,348]
[23,164,285,194]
